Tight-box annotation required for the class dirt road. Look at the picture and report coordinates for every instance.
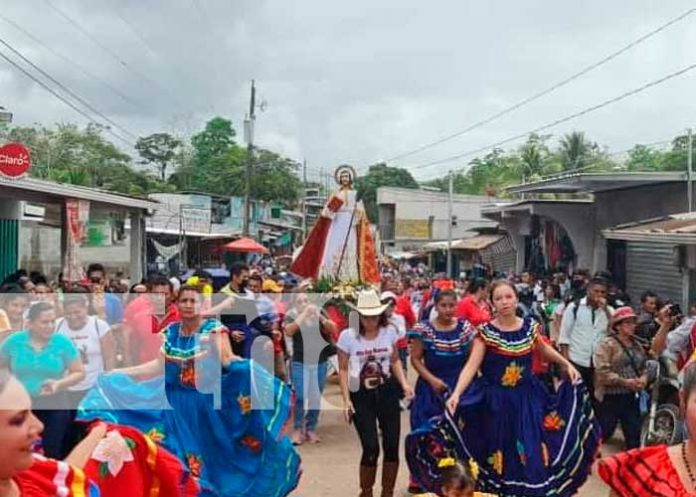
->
[290,381,612,497]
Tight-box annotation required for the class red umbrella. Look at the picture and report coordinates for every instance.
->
[223,237,269,254]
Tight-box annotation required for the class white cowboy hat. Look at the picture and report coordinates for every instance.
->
[350,289,390,316]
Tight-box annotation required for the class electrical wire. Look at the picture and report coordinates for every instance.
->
[383,6,696,164]
[0,13,141,109]
[0,35,138,141]
[408,61,696,177]
[0,48,135,148]
[42,0,183,107]
[416,137,677,183]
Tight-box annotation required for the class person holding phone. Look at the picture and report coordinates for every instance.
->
[0,302,84,458]
[337,289,414,497]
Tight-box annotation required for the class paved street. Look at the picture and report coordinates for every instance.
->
[291,380,613,497]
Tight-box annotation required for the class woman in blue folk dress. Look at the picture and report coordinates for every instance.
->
[408,290,477,493]
[407,280,600,497]
[77,285,301,497]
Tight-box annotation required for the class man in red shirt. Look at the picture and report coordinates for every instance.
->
[122,274,180,366]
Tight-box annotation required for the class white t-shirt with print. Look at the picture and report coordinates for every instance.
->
[337,326,398,391]
[56,316,110,391]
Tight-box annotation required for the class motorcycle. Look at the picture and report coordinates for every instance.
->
[640,353,683,447]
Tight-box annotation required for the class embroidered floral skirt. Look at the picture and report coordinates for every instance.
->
[78,360,301,497]
[406,377,600,497]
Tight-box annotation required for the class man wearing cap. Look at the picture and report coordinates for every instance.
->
[594,307,649,449]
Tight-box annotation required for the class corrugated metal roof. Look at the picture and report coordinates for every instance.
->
[603,212,696,243]
[506,171,686,195]
[452,235,504,250]
[0,175,157,210]
[422,235,504,252]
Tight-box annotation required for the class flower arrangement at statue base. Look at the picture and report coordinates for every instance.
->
[309,277,379,333]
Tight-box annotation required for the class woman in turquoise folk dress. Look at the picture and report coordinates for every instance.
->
[78,285,301,497]
[406,280,599,497]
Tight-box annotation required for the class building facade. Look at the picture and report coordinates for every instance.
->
[377,187,497,253]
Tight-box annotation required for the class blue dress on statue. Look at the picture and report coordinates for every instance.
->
[406,317,600,497]
[78,318,301,497]
[409,319,477,430]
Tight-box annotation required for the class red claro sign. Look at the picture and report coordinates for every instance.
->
[0,143,31,179]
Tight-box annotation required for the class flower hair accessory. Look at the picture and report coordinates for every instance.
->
[437,457,456,469]
[468,458,480,480]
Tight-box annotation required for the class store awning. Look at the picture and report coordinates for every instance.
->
[146,227,238,239]
[223,237,269,254]
[0,175,157,210]
[386,251,422,260]
[423,239,465,252]
[452,235,504,251]
[603,212,696,244]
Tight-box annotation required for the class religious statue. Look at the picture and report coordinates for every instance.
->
[291,165,380,284]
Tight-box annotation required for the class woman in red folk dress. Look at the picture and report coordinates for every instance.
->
[599,361,696,496]
[0,367,198,497]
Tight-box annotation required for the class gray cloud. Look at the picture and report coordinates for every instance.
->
[2,0,696,182]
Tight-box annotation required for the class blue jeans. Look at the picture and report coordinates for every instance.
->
[291,360,328,431]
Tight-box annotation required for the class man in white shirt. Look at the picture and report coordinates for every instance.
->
[558,278,612,401]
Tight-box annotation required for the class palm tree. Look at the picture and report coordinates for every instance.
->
[559,131,596,171]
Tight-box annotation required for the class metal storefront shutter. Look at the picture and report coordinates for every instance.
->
[482,235,517,274]
[625,242,683,305]
[0,219,18,282]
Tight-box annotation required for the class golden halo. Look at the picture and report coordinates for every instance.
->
[334,165,357,185]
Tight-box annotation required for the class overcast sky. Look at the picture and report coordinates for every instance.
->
[2,0,696,182]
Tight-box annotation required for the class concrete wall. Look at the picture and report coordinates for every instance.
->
[530,203,595,270]
[377,187,497,249]
[495,183,689,273]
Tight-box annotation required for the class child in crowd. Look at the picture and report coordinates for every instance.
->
[414,458,497,497]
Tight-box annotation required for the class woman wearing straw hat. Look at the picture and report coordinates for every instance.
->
[594,306,650,450]
[337,289,414,497]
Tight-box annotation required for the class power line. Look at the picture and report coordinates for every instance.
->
[384,6,696,164]
[0,13,141,109]
[42,0,181,106]
[408,61,696,177]
[417,137,677,183]
[0,48,135,147]
[0,35,138,141]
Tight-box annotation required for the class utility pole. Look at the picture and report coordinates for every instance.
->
[243,80,256,237]
[689,128,694,212]
[301,159,307,242]
[446,170,453,278]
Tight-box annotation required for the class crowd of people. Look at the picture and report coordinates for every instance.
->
[1,260,696,496]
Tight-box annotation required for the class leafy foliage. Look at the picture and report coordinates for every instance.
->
[355,163,419,220]
[135,132,182,181]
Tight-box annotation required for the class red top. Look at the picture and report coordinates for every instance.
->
[455,295,492,326]
[598,445,694,497]
[124,296,180,365]
[15,457,97,497]
[83,424,200,497]
[395,295,416,329]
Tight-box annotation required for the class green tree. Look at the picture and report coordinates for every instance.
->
[135,132,182,181]
[354,163,419,220]
[518,133,553,180]
[191,117,237,166]
[558,131,598,171]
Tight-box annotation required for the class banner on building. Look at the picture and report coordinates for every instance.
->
[63,199,90,282]
[395,219,430,239]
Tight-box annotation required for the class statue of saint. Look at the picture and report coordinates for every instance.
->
[291,165,379,283]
